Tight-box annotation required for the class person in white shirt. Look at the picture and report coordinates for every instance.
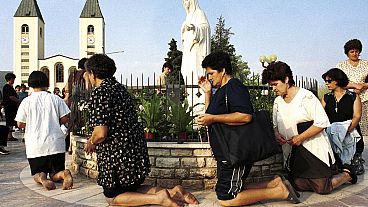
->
[15,71,72,191]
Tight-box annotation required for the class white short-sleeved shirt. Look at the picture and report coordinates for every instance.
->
[15,91,70,158]
[336,60,368,102]
[273,88,335,166]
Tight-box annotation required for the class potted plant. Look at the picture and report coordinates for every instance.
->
[168,98,196,143]
[138,93,165,140]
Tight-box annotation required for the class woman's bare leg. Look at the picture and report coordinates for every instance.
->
[331,172,351,189]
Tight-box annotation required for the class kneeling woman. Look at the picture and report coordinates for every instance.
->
[261,62,357,194]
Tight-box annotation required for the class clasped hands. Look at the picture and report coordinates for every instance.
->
[275,131,303,146]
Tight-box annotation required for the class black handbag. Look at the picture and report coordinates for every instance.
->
[211,90,280,167]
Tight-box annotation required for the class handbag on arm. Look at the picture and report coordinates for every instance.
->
[211,89,280,167]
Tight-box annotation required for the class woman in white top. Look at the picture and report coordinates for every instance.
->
[336,39,367,174]
[15,71,72,191]
[262,61,356,194]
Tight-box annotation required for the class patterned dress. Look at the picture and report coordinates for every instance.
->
[336,60,368,136]
[89,77,150,188]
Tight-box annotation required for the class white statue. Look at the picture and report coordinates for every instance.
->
[181,0,210,85]
[181,0,210,114]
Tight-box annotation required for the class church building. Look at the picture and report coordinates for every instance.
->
[13,0,105,90]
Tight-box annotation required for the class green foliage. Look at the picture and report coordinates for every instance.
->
[138,93,166,133]
[165,38,185,85]
[168,98,196,133]
[318,84,329,100]
[249,89,275,112]
[211,16,251,81]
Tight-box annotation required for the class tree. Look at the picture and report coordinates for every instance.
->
[211,16,250,82]
[165,38,184,85]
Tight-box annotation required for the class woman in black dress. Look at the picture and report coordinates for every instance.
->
[321,68,362,174]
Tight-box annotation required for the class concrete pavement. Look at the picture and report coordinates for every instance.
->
[1,131,368,207]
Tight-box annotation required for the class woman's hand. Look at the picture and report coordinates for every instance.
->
[198,78,212,94]
[287,135,303,146]
[84,139,96,155]
[197,113,213,126]
[275,130,287,145]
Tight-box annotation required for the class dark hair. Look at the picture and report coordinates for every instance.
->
[162,62,173,72]
[78,57,88,69]
[15,85,21,89]
[5,73,16,81]
[85,54,116,79]
[344,39,362,55]
[322,68,349,87]
[20,84,26,89]
[201,51,233,75]
[261,61,295,85]
[28,71,49,88]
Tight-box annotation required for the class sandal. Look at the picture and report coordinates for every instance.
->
[283,180,301,204]
[342,167,357,184]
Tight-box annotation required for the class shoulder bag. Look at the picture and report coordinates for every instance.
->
[211,90,280,167]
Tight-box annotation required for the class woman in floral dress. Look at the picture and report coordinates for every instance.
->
[84,54,198,207]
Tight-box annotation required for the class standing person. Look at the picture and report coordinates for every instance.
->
[15,71,73,191]
[18,84,29,101]
[261,61,357,195]
[197,51,300,206]
[336,39,367,174]
[321,68,362,172]
[53,87,62,98]
[2,73,20,141]
[64,57,90,154]
[156,62,172,93]
[84,54,198,207]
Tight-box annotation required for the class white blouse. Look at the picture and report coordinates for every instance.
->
[273,88,335,167]
[336,60,368,102]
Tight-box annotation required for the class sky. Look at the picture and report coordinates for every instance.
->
[1,0,368,85]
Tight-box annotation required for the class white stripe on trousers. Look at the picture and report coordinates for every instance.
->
[228,165,246,196]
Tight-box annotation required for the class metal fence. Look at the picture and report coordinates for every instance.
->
[71,73,318,143]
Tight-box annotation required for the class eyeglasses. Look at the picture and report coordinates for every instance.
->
[324,79,333,83]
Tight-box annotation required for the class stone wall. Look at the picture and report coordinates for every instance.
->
[71,135,284,190]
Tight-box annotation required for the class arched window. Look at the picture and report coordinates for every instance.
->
[87,25,94,34]
[55,63,64,83]
[21,24,29,34]
[40,66,50,80]
[69,66,76,75]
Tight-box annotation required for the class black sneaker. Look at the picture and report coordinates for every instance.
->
[352,154,365,175]
[0,147,10,155]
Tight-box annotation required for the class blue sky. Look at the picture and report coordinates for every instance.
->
[1,0,368,84]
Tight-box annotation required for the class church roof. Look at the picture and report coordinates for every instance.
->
[14,0,44,23]
[80,0,104,18]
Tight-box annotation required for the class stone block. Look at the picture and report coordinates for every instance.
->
[248,166,261,176]
[193,149,212,157]
[80,166,89,177]
[205,157,217,168]
[76,142,86,149]
[204,179,217,190]
[175,169,189,179]
[86,160,97,170]
[181,158,205,168]
[78,150,92,160]
[149,168,175,178]
[181,180,203,190]
[254,156,275,165]
[149,157,155,166]
[156,157,180,168]
[148,148,170,156]
[143,177,156,186]
[261,165,270,176]
[157,179,180,189]
[270,163,283,173]
[170,149,193,156]
[70,163,79,173]
[189,168,216,179]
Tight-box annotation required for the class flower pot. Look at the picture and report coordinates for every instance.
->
[144,132,154,140]
[177,131,187,143]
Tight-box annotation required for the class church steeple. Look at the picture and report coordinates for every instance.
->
[14,0,44,23]
[80,0,104,18]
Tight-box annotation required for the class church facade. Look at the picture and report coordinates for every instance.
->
[13,0,105,90]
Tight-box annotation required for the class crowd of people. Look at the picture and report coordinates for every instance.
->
[0,38,367,206]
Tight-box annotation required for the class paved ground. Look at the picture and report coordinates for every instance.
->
[1,130,368,207]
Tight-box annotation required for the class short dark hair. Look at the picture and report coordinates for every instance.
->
[201,51,233,75]
[261,61,295,85]
[5,73,16,81]
[15,85,21,89]
[162,62,173,72]
[28,71,49,88]
[85,54,116,79]
[322,68,349,87]
[78,58,88,69]
[20,84,26,89]
[344,39,362,55]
